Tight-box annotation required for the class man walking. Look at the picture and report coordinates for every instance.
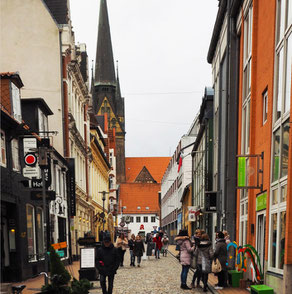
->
[96,233,120,294]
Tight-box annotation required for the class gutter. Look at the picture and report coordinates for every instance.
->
[207,0,227,64]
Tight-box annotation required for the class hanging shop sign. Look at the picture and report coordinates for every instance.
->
[256,192,267,211]
[31,190,56,201]
[188,206,200,222]
[67,158,76,216]
[238,157,246,187]
[205,191,217,212]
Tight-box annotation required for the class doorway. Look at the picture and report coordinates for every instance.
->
[256,211,266,272]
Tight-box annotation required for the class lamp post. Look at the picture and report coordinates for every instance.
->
[99,191,109,231]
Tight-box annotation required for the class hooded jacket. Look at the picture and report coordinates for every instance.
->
[194,240,214,265]
[174,236,194,266]
[214,238,227,270]
[96,243,120,276]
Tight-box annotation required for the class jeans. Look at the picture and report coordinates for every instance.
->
[129,250,135,265]
[135,256,142,264]
[217,270,226,287]
[100,274,115,294]
[118,248,126,266]
[181,265,190,285]
[155,248,160,258]
[192,264,202,285]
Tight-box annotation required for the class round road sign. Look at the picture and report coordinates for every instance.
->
[24,153,37,166]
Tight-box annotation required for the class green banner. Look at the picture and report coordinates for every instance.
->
[238,157,246,187]
[256,192,267,211]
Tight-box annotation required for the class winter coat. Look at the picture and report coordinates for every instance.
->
[153,236,163,250]
[175,236,195,266]
[214,239,227,270]
[146,241,155,256]
[162,237,169,250]
[116,237,128,251]
[194,240,214,265]
[133,240,145,257]
[128,239,135,250]
[96,243,120,276]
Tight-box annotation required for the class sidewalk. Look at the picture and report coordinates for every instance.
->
[167,245,249,294]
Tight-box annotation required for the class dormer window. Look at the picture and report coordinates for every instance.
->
[38,108,48,137]
[11,82,22,122]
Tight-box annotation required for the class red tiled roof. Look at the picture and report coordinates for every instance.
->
[125,157,171,183]
[119,183,161,214]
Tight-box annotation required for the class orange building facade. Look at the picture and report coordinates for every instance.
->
[236,0,292,292]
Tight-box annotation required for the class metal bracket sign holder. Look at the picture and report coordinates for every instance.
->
[236,152,264,191]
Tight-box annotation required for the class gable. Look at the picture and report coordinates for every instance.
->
[97,97,123,133]
[134,166,156,183]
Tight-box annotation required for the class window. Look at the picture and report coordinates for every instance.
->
[136,216,141,223]
[26,205,36,261]
[11,82,22,122]
[0,130,6,167]
[11,139,20,171]
[143,216,148,223]
[274,0,292,122]
[36,208,44,257]
[130,216,134,223]
[263,89,268,124]
[38,109,48,138]
[151,216,156,223]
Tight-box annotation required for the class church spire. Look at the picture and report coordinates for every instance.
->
[116,60,121,99]
[95,0,116,86]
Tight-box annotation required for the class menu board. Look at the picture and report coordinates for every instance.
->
[81,248,95,268]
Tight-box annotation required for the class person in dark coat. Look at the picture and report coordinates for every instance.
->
[128,234,136,266]
[214,231,228,290]
[194,234,214,292]
[133,235,145,267]
[191,229,202,288]
[96,233,120,294]
[146,233,155,259]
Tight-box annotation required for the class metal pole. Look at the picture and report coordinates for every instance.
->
[102,194,105,231]
[41,168,49,285]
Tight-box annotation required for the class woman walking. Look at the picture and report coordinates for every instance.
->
[194,233,214,292]
[128,234,135,266]
[174,229,195,290]
[146,233,154,259]
[162,235,169,257]
[153,233,162,259]
[214,231,227,290]
[191,229,202,288]
[133,235,145,267]
[115,233,128,267]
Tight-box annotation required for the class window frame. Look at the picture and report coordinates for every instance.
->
[0,129,7,167]
[10,81,22,123]
[26,204,37,262]
[263,89,268,125]
[11,138,20,172]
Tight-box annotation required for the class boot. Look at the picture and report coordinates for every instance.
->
[181,284,192,290]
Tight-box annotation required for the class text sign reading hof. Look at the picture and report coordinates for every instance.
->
[188,206,199,222]
[81,248,95,268]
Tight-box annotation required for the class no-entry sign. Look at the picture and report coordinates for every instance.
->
[24,153,37,166]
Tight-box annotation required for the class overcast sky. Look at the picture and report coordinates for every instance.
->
[70,0,218,157]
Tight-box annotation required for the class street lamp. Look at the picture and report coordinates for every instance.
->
[99,191,109,231]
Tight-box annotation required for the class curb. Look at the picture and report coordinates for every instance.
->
[167,249,219,294]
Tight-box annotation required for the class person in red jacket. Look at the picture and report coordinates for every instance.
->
[153,233,162,259]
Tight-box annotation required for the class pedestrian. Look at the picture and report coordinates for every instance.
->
[159,229,164,239]
[194,233,214,292]
[133,235,145,267]
[191,229,202,288]
[153,233,162,259]
[223,230,231,244]
[174,229,195,290]
[96,232,120,294]
[128,234,136,266]
[115,232,128,267]
[146,233,155,259]
[162,235,169,257]
[214,231,228,290]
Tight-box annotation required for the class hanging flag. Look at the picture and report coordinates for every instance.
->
[178,156,182,172]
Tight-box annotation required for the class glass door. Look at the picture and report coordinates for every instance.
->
[256,212,266,272]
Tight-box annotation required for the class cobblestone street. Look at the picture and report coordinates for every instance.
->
[90,250,210,294]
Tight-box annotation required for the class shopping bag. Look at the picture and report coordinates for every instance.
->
[212,258,222,273]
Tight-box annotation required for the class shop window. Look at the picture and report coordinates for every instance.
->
[0,130,6,167]
[26,205,36,262]
[36,208,44,257]
[272,129,281,181]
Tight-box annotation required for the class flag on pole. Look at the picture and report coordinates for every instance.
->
[178,156,182,172]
